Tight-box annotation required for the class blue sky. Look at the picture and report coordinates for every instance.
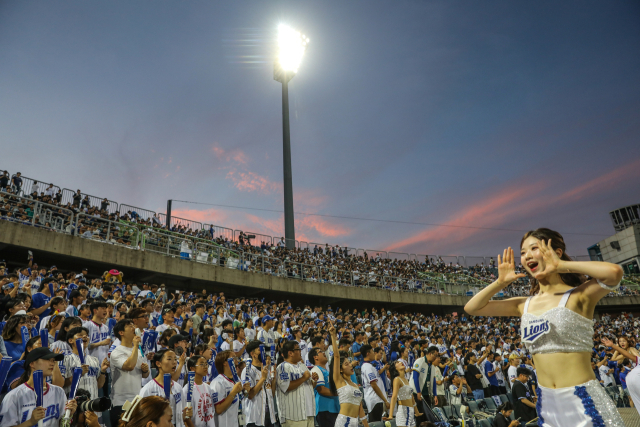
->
[1,1,639,258]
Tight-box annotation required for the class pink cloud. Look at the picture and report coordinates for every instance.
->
[226,170,282,194]
[385,182,547,252]
[170,208,230,225]
[385,156,640,254]
[298,216,351,238]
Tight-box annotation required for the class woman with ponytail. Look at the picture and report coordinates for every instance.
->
[465,228,625,426]
[328,321,368,427]
[384,360,422,427]
[492,402,519,427]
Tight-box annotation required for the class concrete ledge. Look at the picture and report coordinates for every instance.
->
[0,221,469,308]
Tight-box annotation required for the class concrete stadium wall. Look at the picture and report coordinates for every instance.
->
[1,221,638,311]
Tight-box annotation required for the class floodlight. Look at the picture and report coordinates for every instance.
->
[277,24,309,74]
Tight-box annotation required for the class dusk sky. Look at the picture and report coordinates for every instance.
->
[2,1,639,259]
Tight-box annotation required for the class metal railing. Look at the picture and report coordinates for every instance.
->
[14,175,61,198]
[118,204,157,223]
[0,193,74,233]
[61,188,119,213]
[157,213,203,233]
[74,213,140,248]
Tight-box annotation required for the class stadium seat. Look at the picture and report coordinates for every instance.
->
[442,405,454,419]
[468,400,480,414]
[367,423,384,427]
[478,420,492,427]
[432,406,447,422]
[483,397,498,413]
[506,392,515,406]
[499,394,509,404]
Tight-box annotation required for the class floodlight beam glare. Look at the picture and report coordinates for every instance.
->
[277,24,308,73]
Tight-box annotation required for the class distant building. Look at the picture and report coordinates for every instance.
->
[588,204,640,274]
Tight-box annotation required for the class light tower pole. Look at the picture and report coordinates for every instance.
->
[274,24,309,250]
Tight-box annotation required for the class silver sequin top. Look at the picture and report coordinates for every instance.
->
[337,383,363,405]
[398,383,413,401]
[521,288,593,355]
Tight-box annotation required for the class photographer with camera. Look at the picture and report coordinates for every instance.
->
[70,388,111,427]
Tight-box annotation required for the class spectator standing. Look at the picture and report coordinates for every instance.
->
[140,349,187,427]
[110,319,150,426]
[11,172,22,195]
[211,350,250,427]
[362,344,389,422]
[412,346,439,406]
[242,340,276,427]
[276,340,317,427]
[60,326,108,399]
[184,355,215,427]
[86,302,111,367]
[308,346,339,426]
[511,367,537,424]
[30,278,54,322]
[484,352,500,396]
[352,332,364,365]
[0,347,76,427]
[463,352,485,400]
[0,171,9,191]
[599,356,616,387]
[258,315,276,349]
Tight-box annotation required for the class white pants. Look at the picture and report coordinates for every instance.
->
[626,366,640,416]
[334,414,358,427]
[396,405,415,427]
[537,380,624,427]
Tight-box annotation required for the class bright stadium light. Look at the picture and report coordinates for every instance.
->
[276,24,309,74]
[273,24,310,249]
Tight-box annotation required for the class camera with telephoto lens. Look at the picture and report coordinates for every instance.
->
[75,395,111,413]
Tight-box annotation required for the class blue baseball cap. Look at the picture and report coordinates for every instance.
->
[262,315,273,323]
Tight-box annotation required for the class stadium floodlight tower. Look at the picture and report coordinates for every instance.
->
[274,24,309,250]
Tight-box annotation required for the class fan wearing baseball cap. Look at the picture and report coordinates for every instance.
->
[0,347,77,427]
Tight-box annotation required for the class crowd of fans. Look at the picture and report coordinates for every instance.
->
[0,252,638,427]
[1,169,639,300]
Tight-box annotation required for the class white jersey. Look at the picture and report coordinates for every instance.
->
[210,374,240,427]
[0,383,67,427]
[257,329,276,349]
[232,340,248,360]
[494,361,506,386]
[182,381,215,427]
[61,352,101,399]
[298,340,309,362]
[242,363,275,426]
[86,320,110,365]
[508,365,518,384]
[275,361,315,422]
[50,341,72,356]
[361,361,384,410]
[140,378,185,427]
[244,328,256,342]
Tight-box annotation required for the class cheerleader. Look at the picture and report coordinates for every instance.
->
[465,228,624,426]
[328,322,369,427]
[384,360,423,427]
